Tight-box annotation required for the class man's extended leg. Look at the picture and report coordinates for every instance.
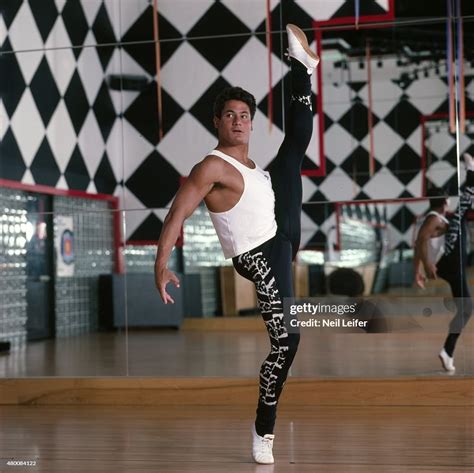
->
[443,159,474,256]
[270,24,319,260]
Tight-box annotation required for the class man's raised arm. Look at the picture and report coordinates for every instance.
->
[154,157,222,303]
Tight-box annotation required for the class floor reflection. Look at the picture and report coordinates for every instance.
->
[0,321,472,377]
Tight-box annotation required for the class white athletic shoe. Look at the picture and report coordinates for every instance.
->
[439,348,456,373]
[251,424,275,464]
[463,152,474,171]
[286,24,320,74]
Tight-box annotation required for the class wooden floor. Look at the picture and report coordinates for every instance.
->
[0,404,472,472]
[1,313,473,471]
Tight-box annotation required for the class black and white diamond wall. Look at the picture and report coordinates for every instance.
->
[1,0,473,250]
[1,0,122,196]
[424,118,474,195]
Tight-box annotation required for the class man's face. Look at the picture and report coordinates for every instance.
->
[214,100,252,146]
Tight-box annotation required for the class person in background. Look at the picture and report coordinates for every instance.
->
[414,153,474,373]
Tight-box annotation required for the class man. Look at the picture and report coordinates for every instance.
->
[154,24,319,464]
[414,153,474,373]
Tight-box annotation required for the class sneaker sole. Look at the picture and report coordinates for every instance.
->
[286,24,320,63]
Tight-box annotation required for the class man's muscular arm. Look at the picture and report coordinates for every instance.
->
[154,157,223,303]
[413,216,442,288]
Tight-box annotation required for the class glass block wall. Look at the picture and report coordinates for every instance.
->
[183,204,228,270]
[124,245,178,274]
[124,209,222,317]
[53,196,115,337]
[183,204,229,316]
[0,188,30,350]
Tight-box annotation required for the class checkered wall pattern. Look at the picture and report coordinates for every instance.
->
[2,0,472,250]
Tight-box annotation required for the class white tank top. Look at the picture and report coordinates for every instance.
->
[423,210,449,264]
[207,149,277,258]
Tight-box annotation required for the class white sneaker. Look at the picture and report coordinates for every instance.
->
[463,153,474,171]
[439,348,456,373]
[286,24,320,74]
[251,424,275,464]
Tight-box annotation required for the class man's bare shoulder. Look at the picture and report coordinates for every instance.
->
[190,154,223,171]
[203,153,225,165]
[198,154,227,174]
[187,154,226,184]
[424,213,446,226]
[418,213,447,237]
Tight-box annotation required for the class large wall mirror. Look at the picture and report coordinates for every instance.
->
[1,0,472,379]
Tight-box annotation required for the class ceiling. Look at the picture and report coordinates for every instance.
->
[396,0,474,18]
[323,0,474,63]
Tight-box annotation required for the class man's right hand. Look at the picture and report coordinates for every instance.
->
[414,271,426,289]
[155,267,180,304]
[424,262,438,280]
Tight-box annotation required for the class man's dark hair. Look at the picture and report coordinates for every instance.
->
[426,187,448,210]
[213,87,256,120]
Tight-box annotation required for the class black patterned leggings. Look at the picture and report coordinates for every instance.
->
[232,59,313,436]
[437,170,474,356]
